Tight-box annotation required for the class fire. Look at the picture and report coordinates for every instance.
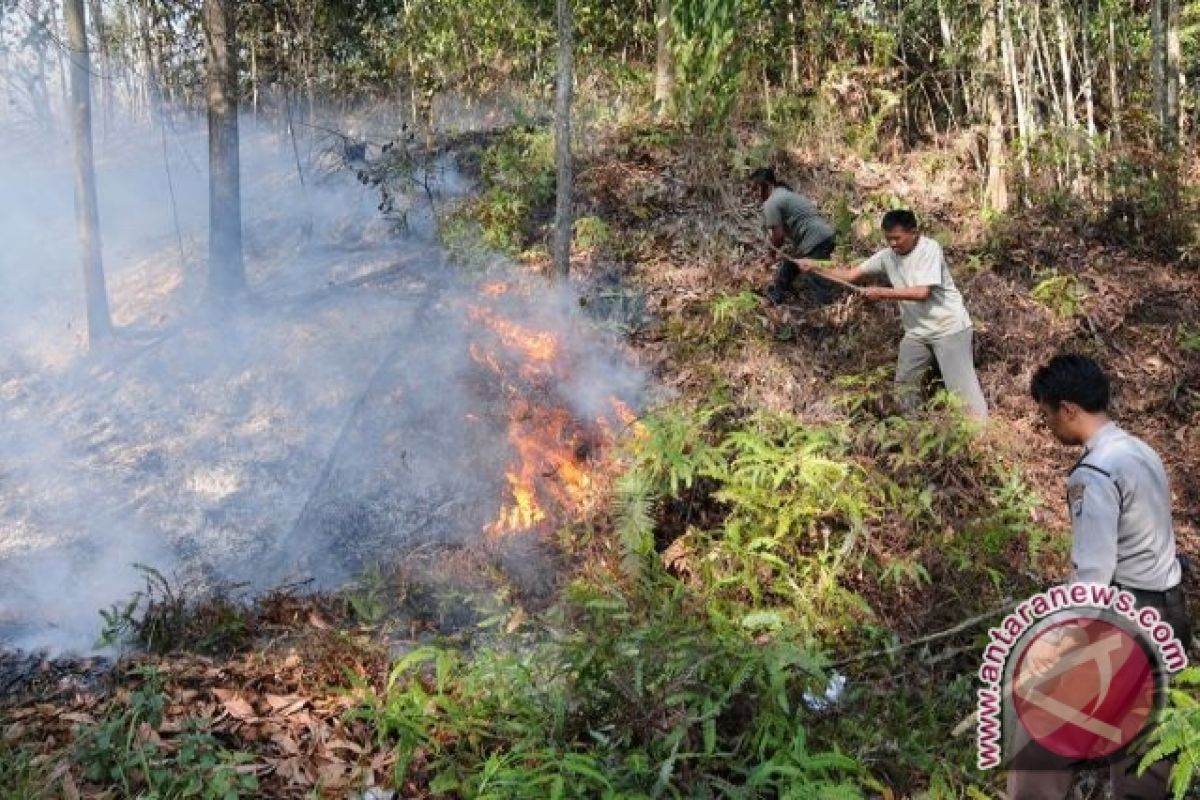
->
[481,281,510,297]
[467,297,629,538]
[468,306,558,367]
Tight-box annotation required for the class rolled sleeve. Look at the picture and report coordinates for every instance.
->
[1068,471,1121,585]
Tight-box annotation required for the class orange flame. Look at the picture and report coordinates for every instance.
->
[468,306,559,366]
[467,302,630,538]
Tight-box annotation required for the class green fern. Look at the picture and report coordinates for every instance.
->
[1140,667,1200,799]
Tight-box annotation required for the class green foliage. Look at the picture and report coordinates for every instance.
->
[1139,667,1200,799]
[349,580,864,797]
[706,290,764,347]
[96,565,249,656]
[443,128,555,260]
[670,0,746,129]
[572,215,611,251]
[1031,271,1087,318]
[1178,325,1200,353]
[74,667,258,799]
[345,564,389,626]
[0,738,52,799]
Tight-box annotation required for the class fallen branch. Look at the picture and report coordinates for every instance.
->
[832,598,1021,668]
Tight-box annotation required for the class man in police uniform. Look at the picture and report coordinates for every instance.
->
[1009,353,1192,799]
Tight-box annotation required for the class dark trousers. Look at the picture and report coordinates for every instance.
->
[1006,588,1191,800]
[770,236,837,305]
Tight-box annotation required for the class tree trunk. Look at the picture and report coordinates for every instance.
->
[1052,0,1076,129]
[1164,0,1181,149]
[1107,10,1121,143]
[204,0,245,301]
[1151,0,1166,143]
[65,0,113,347]
[1000,0,1030,186]
[86,0,111,136]
[980,0,1008,212]
[653,0,673,117]
[1080,2,1096,138]
[136,0,160,121]
[788,4,800,89]
[552,0,574,280]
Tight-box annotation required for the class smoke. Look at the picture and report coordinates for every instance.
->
[0,104,645,655]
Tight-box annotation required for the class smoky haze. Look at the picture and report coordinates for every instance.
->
[0,104,644,654]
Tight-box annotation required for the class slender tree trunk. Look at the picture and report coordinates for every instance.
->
[86,0,111,135]
[1081,2,1096,138]
[65,0,113,346]
[1000,0,1030,186]
[51,2,70,120]
[981,0,1008,212]
[203,0,245,301]
[1164,0,1181,149]
[788,4,801,89]
[1107,10,1121,143]
[1053,0,1076,129]
[653,0,673,117]
[136,0,159,121]
[1151,0,1166,142]
[552,0,574,280]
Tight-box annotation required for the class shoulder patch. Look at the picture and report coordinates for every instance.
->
[1067,483,1087,518]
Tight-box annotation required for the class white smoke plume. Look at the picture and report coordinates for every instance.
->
[0,102,644,654]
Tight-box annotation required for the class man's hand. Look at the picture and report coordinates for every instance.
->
[862,286,887,302]
[1023,636,1062,677]
[796,258,815,273]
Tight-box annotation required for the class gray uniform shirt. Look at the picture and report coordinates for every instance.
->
[762,187,836,256]
[1067,422,1181,590]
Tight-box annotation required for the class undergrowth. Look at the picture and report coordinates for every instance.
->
[349,578,866,798]
[72,667,258,799]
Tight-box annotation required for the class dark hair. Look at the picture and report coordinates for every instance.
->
[747,167,792,191]
[1030,354,1111,412]
[748,167,777,186]
[880,209,919,231]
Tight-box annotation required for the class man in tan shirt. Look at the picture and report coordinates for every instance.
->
[799,209,988,419]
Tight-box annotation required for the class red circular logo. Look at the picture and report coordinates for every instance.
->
[1012,618,1157,760]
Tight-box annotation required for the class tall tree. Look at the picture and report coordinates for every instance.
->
[65,0,113,347]
[980,0,1009,212]
[552,0,574,279]
[1150,0,1183,153]
[653,0,673,117]
[203,0,245,301]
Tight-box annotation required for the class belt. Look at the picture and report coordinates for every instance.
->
[1112,583,1186,606]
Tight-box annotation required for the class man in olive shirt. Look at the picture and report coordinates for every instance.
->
[750,168,838,306]
[798,209,988,419]
[1008,353,1191,800]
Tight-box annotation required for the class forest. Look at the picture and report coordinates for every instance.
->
[1,0,1199,797]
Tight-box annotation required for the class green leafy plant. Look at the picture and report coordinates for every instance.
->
[1031,270,1087,318]
[349,579,864,797]
[74,667,258,799]
[670,0,745,129]
[572,215,611,252]
[1178,325,1200,353]
[707,290,763,347]
[0,738,52,799]
[1139,667,1200,799]
[96,564,248,655]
